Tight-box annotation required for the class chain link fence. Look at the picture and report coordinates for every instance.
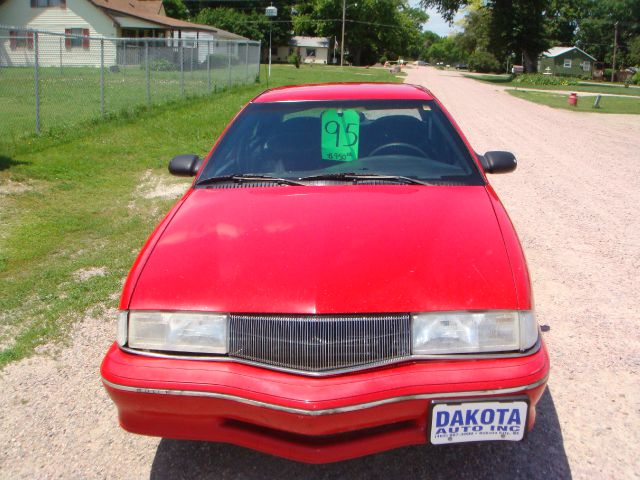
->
[0,25,261,141]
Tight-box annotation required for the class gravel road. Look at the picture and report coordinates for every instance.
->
[1,67,639,479]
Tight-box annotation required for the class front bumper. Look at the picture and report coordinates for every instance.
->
[101,341,550,463]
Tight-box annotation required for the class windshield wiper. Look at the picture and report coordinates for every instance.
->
[197,174,306,187]
[299,173,432,186]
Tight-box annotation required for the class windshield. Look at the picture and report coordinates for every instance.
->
[197,100,483,186]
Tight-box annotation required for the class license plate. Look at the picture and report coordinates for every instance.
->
[430,399,528,444]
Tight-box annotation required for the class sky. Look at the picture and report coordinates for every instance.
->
[421,6,464,37]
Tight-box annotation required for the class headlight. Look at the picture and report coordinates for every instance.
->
[125,311,228,354]
[411,310,538,355]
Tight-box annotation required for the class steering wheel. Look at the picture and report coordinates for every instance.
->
[369,142,428,158]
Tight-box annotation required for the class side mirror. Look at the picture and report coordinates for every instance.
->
[168,154,203,177]
[476,151,517,174]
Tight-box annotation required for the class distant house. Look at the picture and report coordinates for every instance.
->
[0,0,248,66]
[272,36,331,64]
[538,46,597,77]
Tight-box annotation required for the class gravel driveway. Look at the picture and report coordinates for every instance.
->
[1,67,638,479]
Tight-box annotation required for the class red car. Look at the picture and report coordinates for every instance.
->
[101,83,549,463]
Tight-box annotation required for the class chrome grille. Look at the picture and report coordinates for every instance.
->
[228,314,411,373]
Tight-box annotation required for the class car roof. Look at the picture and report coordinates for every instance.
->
[252,83,435,103]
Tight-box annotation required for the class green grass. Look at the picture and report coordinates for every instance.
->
[0,64,258,145]
[510,82,640,96]
[0,63,401,368]
[507,89,640,114]
[465,73,640,97]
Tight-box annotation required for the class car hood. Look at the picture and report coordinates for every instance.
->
[129,185,517,313]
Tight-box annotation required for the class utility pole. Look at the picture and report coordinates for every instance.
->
[268,22,272,79]
[265,4,277,86]
[611,21,619,82]
[340,0,346,66]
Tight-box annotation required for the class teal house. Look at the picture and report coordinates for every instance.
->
[537,46,597,77]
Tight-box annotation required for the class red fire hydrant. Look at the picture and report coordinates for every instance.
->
[568,92,578,106]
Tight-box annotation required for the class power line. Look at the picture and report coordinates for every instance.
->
[573,19,640,27]
[347,19,410,29]
[232,17,412,30]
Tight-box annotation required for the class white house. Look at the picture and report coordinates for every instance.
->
[272,36,332,64]
[0,0,248,66]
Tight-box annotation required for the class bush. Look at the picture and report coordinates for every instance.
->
[512,73,578,86]
[144,58,177,72]
[287,52,301,68]
[632,72,640,85]
[467,51,501,73]
[206,54,240,68]
[379,55,388,65]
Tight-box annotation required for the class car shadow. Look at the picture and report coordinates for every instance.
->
[150,388,570,479]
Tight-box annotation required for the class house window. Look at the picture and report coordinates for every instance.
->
[563,59,572,68]
[305,48,316,57]
[271,46,278,55]
[9,30,34,50]
[65,28,90,49]
[582,61,591,71]
[31,0,65,7]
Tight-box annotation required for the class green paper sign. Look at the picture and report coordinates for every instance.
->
[321,109,360,162]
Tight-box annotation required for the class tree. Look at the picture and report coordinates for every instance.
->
[467,51,501,72]
[194,7,292,50]
[417,30,441,60]
[425,36,463,64]
[629,36,640,66]
[424,0,640,71]
[195,8,267,44]
[571,0,640,67]
[396,7,430,60]
[421,0,549,72]
[545,0,581,46]
[455,5,491,55]
[163,0,189,19]
[422,30,441,49]
[293,0,428,65]
[489,0,548,72]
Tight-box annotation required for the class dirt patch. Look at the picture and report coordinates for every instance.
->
[0,309,158,479]
[129,170,187,208]
[73,266,107,282]
[126,170,188,219]
[142,179,188,200]
[0,180,33,196]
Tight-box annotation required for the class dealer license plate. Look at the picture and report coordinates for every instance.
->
[430,400,528,444]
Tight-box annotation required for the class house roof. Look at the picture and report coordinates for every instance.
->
[289,36,330,48]
[542,46,597,61]
[0,0,250,40]
[88,0,248,39]
[108,0,164,15]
